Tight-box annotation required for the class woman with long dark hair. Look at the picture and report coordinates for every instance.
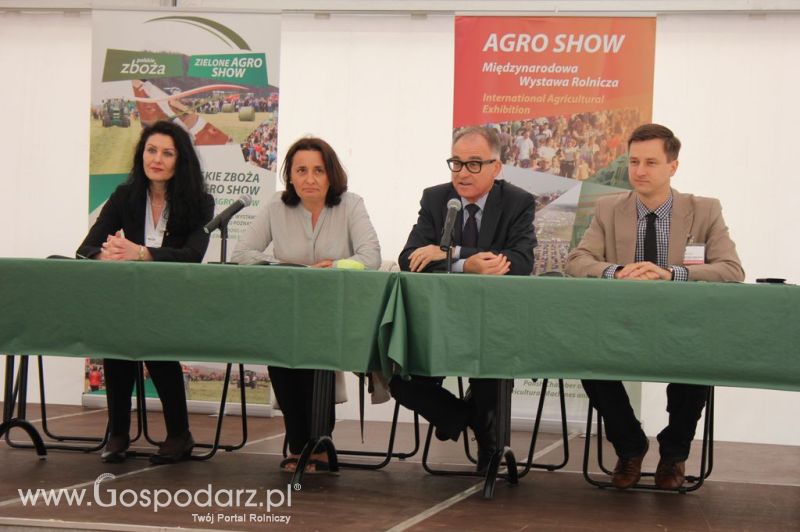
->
[232,136,381,473]
[78,120,214,464]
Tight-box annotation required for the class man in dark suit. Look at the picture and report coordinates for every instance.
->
[391,126,537,471]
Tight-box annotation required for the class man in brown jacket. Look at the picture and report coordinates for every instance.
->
[566,123,744,490]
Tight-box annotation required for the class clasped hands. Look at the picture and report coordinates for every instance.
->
[614,261,671,281]
[99,231,148,261]
[408,245,510,275]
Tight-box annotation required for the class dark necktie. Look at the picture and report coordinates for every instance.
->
[462,204,480,248]
[644,212,658,263]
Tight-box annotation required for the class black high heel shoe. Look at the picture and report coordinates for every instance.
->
[101,435,130,463]
[149,431,194,465]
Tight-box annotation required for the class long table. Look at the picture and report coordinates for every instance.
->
[383,272,800,391]
[0,259,398,486]
[2,259,799,496]
[3,258,798,391]
[0,259,394,371]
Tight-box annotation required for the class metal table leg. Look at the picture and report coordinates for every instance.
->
[1,355,46,458]
[291,369,340,487]
[482,378,517,499]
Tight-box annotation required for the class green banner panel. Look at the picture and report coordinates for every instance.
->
[88,173,128,213]
[102,49,184,81]
[188,53,268,87]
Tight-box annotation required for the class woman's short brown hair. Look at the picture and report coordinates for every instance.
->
[281,137,348,207]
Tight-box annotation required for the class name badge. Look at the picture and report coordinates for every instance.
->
[683,243,705,265]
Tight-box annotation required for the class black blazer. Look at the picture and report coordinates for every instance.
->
[398,179,536,275]
[77,183,215,263]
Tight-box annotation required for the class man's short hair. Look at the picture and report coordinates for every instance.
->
[628,123,681,161]
[452,126,502,158]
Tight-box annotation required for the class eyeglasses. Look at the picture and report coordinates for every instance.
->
[446,158,496,173]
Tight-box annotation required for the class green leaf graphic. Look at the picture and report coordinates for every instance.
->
[146,16,252,50]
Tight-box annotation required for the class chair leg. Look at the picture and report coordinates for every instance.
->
[582,402,608,488]
[2,355,48,456]
[125,362,163,457]
[195,364,247,459]
[129,362,249,460]
[401,412,422,460]
[4,355,97,454]
[337,401,421,470]
[36,356,107,451]
[4,355,27,438]
[420,376,484,476]
[282,379,441,470]
[582,387,715,493]
[422,416,483,477]
[421,378,520,484]
[594,407,614,476]
[190,363,236,461]
[682,387,714,492]
[517,379,571,479]
[457,377,477,464]
[420,377,571,480]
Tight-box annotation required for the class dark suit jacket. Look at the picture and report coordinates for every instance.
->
[77,183,215,263]
[398,179,536,275]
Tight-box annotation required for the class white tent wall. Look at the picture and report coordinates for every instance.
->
[0,11,93,415]
[641,12,800,446]
[0,9,797,445]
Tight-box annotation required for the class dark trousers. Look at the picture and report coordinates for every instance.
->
[103,359,189,438]
[582,379,709,462]
[389,375,501,447]
[269,366,335,455]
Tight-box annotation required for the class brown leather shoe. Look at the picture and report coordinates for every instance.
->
[611,440,649,489]
[655,459,686,489]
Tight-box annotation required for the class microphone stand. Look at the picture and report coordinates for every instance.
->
[445,243,454,274]
[219,222,229,265]
[442,226,455,274]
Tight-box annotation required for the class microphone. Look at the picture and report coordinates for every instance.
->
[439,198,462,251]
[204,194,252,234]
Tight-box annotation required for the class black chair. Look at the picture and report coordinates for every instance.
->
[421,377,570,478]
[335,401,421,470]
[129,362,249,461]
[280,382,422,470]
[582,386,714,493]
[5,356,249,461]
[4,355,110,453]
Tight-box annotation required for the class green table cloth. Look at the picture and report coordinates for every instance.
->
[382,273,800,391]
[2,259,798,392]
[0,259,394,372]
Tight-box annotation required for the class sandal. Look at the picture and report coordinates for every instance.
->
[279,457,299,473]
[304,459,339,475]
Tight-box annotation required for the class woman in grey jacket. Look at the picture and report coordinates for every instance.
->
[232,136,381,473]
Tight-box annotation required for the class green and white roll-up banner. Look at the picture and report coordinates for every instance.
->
[87,10,282,409]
